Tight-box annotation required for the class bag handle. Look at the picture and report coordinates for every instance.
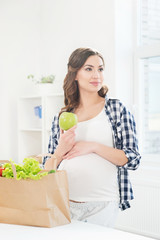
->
[0,160,17,179]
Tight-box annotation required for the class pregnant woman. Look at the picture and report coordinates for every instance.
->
[43,47,141,228]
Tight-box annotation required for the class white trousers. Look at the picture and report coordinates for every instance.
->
[69,201,119,228]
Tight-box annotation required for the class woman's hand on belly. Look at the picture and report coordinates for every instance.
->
[62,140,128,166]
[63,141,96,160]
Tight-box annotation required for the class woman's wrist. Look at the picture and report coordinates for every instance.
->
[54,149,63,166]
[44,151,62,170]
[91,142,99,154]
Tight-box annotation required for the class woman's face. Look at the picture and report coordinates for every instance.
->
[75,55,104,94]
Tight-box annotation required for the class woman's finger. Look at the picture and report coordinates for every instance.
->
[68,125,77,132]
[63,152,73,159]
[60,128,64,135]
[60,124,76,135]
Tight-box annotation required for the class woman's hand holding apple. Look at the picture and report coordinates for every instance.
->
[55,125,77,160]
[55,112,78,162]
[45,126,76,170]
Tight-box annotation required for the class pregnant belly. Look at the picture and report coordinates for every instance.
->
[58,153,119,202]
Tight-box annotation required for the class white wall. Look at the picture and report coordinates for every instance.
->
[39,0,116,95]
[0,0,118,160]
[0,0,41,160]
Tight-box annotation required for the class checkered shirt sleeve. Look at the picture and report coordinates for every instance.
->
[106,98,141,210]
[42,113,60,166]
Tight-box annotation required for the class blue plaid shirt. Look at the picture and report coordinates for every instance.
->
[43,95,141,211]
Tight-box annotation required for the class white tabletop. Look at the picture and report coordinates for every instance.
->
[0,220,152,240]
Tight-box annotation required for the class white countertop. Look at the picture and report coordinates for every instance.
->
[0,220,153,240]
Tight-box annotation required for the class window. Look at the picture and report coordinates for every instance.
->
[140,0,160,45]
[140,56,160,154]
[134,0,160,161]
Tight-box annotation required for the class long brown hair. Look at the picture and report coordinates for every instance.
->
[61,48,108,113]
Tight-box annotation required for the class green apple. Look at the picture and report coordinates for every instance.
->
[59,112,78,131]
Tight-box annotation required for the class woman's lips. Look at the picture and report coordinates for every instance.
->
[90,82,101,87]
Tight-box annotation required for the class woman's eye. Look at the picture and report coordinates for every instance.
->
[85,67,92,71]
[99,68,104,72]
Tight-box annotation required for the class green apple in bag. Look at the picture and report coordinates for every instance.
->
[59,112,78,131]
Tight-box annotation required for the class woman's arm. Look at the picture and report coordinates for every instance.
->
[44,125,77,169]
[94,143,128,166]
[44,151,62,170]
[63,141,128,166]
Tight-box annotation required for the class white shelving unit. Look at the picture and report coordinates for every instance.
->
[18,94,64,163]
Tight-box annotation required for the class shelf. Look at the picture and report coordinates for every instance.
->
[18,94,64,162]
[19,96,42,100]
[20,93,63,99]
[19,128,42,132]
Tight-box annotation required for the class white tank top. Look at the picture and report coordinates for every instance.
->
[58,108,119,202]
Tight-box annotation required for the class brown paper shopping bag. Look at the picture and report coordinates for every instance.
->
[0,157,71,227]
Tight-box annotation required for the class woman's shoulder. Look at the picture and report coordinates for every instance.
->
[105,96,134,123]
[54,112,60,118]
[105,96,125,111]
[51,112,59,122]
[104,96,133,120]
[51,112,60,129]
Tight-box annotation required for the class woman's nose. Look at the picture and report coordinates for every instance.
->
[92,70,100,78]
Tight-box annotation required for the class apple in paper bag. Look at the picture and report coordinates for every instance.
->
[59,112,78,131]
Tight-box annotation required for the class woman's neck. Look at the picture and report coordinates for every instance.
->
[74,91,105,121]
[78,92,104,110]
